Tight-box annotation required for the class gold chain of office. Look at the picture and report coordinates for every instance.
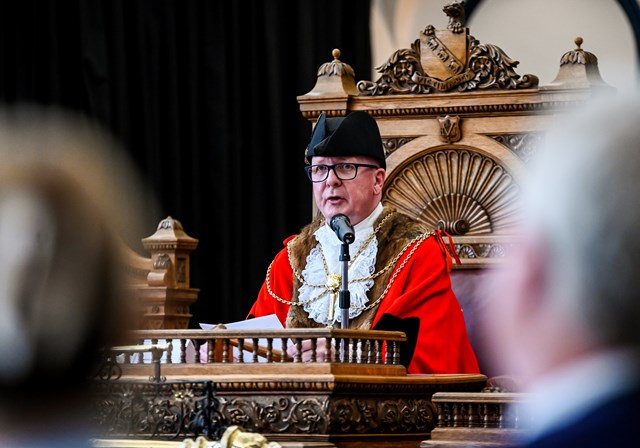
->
[297,211,396,285]
[265,213,434,312]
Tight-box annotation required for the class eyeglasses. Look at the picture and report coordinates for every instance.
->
[304,163,379,182]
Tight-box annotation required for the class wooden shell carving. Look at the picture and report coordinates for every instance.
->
[383,148,521,236]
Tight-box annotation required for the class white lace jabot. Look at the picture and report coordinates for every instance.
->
[298,204,383,325]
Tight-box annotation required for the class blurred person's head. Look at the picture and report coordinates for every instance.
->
[304,112,387,226]
[0,106,152,432]
[480,93,640,385]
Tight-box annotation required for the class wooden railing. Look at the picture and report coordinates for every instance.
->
[423,391,532,447]
[109,328,409,378]
[433,391,531,429]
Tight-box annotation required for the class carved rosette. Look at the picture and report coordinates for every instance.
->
[383,149,521,235]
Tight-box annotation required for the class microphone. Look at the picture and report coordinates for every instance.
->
[330,214,355,244]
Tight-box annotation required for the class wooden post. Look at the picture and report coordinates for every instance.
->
[137,216,200,329]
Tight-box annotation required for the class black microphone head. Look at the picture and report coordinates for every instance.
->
[330,213,355,244]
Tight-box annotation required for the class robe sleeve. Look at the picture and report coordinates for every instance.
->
[246,236,295,327]
[371,236,480,374]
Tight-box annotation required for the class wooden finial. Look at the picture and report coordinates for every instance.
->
[575,37,583,49]
[299,47,356,99]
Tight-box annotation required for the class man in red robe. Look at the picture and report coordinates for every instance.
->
[248,111,479,375]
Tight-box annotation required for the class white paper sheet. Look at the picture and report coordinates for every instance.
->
[199,313,283,331]
[198,314,284,362]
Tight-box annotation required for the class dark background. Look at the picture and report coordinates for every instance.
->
[0,0,372,327]
[3,0,638,328]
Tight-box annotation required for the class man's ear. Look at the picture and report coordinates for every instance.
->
[373,169,386,194]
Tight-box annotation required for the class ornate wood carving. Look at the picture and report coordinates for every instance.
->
[212,378,483,395]
[383,137,417,156]
[216,395,437,436]
[219,396,329,434]
[153,253,171,270]
[329,398,435,433]
[454,241,515,260]
[547,37,614,90]
[383,148,520,236]
[317,48,356,80]
[302,100,589,120]
[486,133,544,164]
[125,216,200,330]
[357,1,538,96]
[92,380,220,440]
[439,115,462,143]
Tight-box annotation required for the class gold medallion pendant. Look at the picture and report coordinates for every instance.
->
[326,273,341,322]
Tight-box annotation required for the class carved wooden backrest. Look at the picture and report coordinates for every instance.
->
[297,2,613,373]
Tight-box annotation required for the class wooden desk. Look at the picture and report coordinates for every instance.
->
[95,328,487,448]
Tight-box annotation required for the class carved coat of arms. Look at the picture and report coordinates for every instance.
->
[357,0,539,95]
[420,26,467,81]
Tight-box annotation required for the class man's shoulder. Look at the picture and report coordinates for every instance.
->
[374,206,445,268]
[378,206,434,240]
[281,217,325,262]
[525,386,640,448]
[282,234,298,245]
[280,215,325,247]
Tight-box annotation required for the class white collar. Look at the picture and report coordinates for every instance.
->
[297,203,384,326]
[355,202,384,232]
[322,202,384,240]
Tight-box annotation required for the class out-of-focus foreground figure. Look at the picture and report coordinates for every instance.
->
[0,106,150,447]
[479,92,640,447]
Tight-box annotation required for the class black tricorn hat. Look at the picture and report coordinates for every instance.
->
[304,111,386,169]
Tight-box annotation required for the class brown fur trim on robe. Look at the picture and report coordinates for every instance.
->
[285,206,431,329]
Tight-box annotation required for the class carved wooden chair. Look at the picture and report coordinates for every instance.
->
[297,6,612,378]
[297,2,615,446]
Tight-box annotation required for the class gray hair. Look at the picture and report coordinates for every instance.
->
[524,93,640,347]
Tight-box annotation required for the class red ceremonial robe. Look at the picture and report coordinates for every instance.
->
[247,208,480,375]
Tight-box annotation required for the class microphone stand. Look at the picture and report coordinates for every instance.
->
[338,241,351,362]
[339,241,351,329]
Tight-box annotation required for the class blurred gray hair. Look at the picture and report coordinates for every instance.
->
[0,105,153,392]
[524,93,640,348]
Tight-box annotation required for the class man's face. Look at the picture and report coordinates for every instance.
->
[310,155,385,226]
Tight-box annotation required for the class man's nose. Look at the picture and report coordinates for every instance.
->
[325,167,342,184]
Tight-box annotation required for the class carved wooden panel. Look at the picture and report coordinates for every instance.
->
[486,133,544,164]
[383,147,520,236]
[383,137,417,157]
